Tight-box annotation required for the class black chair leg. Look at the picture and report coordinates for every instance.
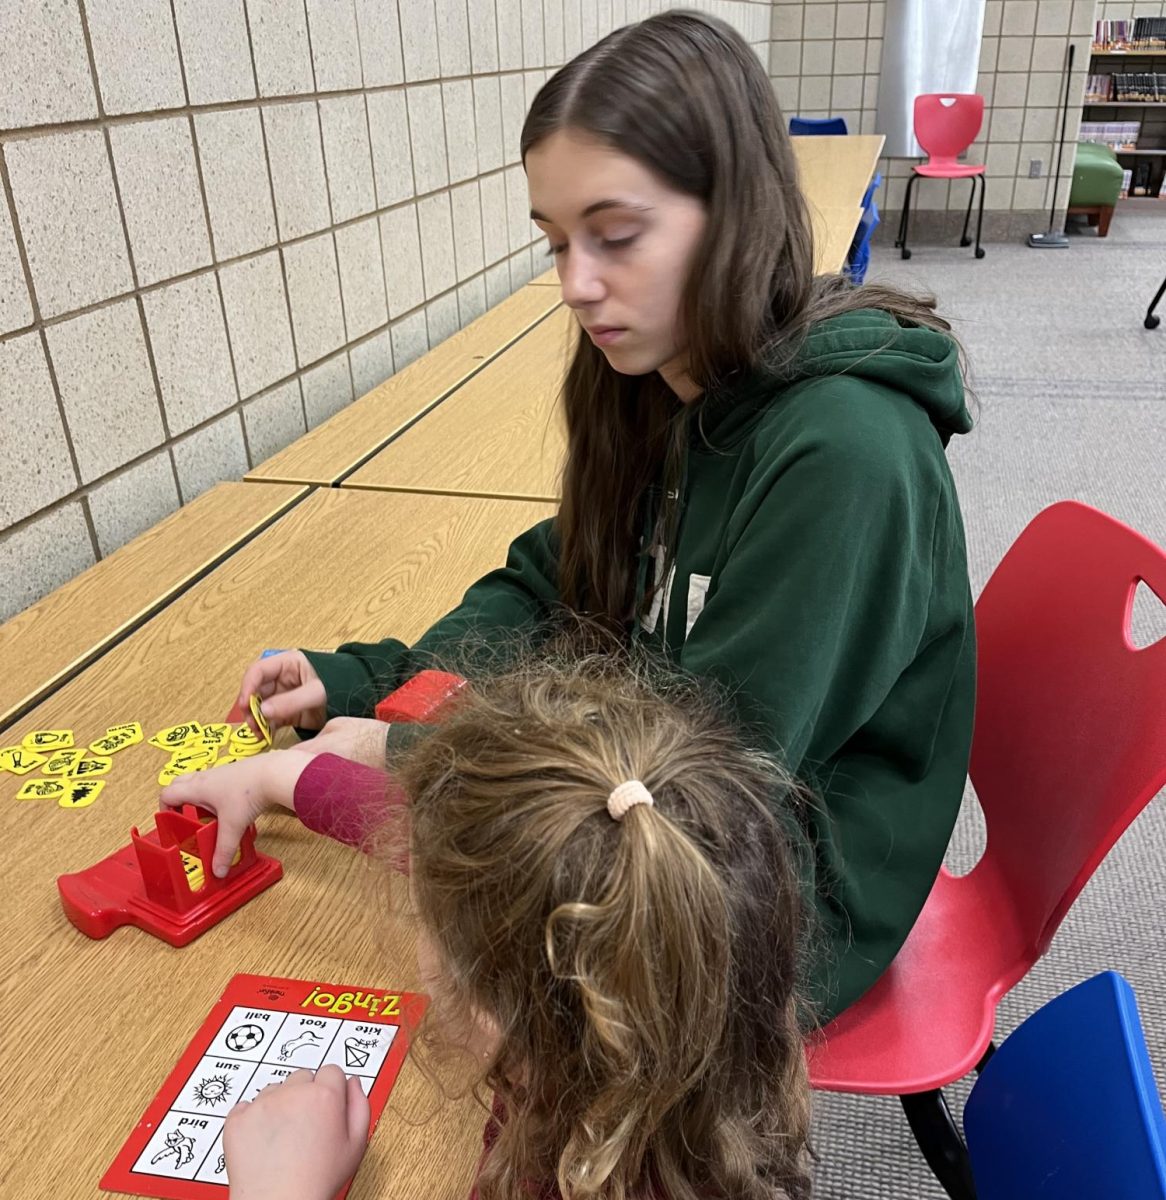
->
[974,1041,997,1074]
[1145,271,1166,329]
[900,1089,978,1200]
[897,173,919,260]
[960,177,976,246]
[894,179,909,248]
[973,173,986,259]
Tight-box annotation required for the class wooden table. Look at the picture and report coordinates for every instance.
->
[343,307,573,503]
[0,482,307,734]
[810,204,866,275]
[526,135,886,280]
[0,487,555,1200]
[796,135,885,273]
[245,286,561,488]
[793,133,885,214]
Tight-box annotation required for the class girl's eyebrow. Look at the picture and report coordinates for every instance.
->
[530,199,655,222]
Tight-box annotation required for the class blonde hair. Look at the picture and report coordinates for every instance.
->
[393,651,811,1200]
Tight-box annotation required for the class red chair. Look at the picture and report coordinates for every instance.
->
[807,502,1166,1200]
[895,93,987,261]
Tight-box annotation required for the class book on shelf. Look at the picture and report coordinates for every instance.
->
[1085,73,1113,101]
[1079,120,1142,151]
[1117,168,1166,197]
[1093,17,1166,52]
[1111,72,1166,100]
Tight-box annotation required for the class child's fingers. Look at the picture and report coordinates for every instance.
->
[211,813,252,878]
[313,1064,347,1094]
[259,682,324,730]
[160,774,216,810]
[237,657,284,711]
[346,1076,370,1144]
[159,786,187,810]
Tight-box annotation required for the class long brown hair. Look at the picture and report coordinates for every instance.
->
[521,10,957,628]
[395,650,811,1200]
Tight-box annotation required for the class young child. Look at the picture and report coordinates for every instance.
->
[229,8,975,1023]
[168,656,812,1200]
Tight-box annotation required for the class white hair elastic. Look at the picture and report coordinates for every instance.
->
[607,780,654,821]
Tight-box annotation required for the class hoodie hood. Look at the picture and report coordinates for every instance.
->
[698,308,973,447]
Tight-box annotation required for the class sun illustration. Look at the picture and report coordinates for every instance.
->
[193,1074,233,1107]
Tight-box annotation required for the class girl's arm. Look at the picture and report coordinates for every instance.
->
[294,752,405,849]
[161,751,406,874]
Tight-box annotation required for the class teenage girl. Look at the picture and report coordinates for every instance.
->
[216,11,975,1021]
[175,657,812,1200]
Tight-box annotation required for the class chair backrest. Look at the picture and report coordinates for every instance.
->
[913,93,984,161]
[789,115,849,136]
[965,972,1166,1199]
[969,502,1166,960]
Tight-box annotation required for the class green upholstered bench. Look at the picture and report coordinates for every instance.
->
[1067,141,1124,237]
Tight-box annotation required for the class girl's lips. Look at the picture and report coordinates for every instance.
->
[588,326,626,346]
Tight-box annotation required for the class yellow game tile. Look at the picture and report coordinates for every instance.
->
[179,850,207,891]
[167,746,217,773]
[106,721,143,741]
[90,729,138,755]
[43,749,85,775]
[148,721,205,750]
[65,755,113,778]
[0,746,48,775]
[230,722,263,746]
[22,729,74,752]
[248,694,273,746]
[197,723,232,748]
[159,761,212,786]
[16,778,68,801]
[58,779,105,808]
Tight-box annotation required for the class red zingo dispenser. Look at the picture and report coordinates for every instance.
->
[374,669,468,723]
[57,805,282,947]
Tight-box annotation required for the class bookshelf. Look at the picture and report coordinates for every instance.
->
[1087,18,1166,199]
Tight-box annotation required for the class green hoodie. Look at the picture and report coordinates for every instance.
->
[304,309,975,1021]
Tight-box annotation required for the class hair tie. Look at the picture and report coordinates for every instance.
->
[607,780,654,822]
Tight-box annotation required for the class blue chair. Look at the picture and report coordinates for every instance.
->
[846,173,881,284]
[789,116,849,136]
[965,972,1166,1200]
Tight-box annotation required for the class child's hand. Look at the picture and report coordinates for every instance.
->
[288,717,389,769]
[238,651,328,733]
[224,1066,370,1200]
[160,752,309,877]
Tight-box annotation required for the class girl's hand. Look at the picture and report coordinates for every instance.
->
[224,1066,370,1200]
[289,717,389,769]
[238,651,327,733]
[160,752,309,877]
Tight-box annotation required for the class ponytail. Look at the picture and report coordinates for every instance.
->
[546,793,731,1195]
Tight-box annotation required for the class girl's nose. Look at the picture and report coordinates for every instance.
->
[559,250,605,309]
